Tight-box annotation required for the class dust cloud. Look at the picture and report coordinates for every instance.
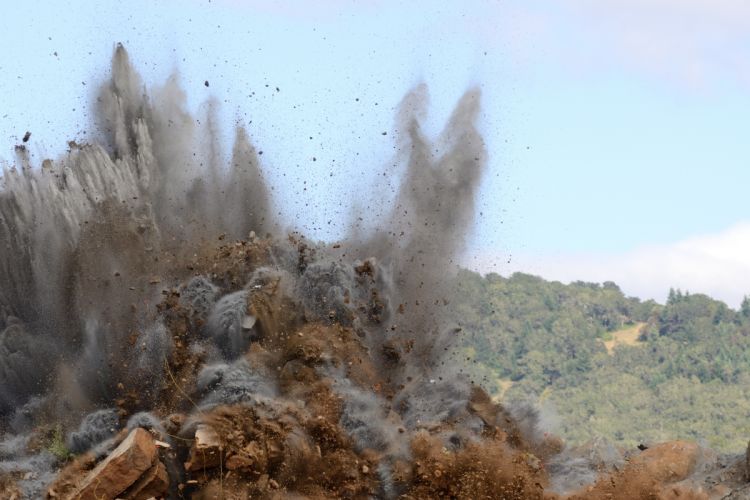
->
[0,45,617,499]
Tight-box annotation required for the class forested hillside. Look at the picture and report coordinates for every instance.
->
[454,270,750,452]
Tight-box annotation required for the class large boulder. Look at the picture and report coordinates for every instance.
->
[71,428,161,500]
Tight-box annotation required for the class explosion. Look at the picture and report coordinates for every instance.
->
[0,45,747,500]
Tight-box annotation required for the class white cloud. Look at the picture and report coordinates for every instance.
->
[469,222,750,308]
[573,0,750,86]
[491,0,750,88]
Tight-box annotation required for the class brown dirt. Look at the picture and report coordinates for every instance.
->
[43,237,750,499]
[404,432,547,499]
[565,441,706,500]
[0,474,22,500]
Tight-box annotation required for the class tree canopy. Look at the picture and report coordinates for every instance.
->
[452,270,750,452]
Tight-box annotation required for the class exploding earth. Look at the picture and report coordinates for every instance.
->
[0,46,749,499]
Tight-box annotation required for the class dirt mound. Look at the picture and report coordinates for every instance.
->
[38,236,552,499]
[566,441,701,500]
[38,237,750,499]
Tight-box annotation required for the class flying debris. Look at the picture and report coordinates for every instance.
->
[0,45,747,499]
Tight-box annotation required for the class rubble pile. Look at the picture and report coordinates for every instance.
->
[36,236,550,499]
[1,45,750,499]
[30,238,750,499]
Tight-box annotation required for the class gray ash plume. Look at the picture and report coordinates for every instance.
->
[0,44,273,417]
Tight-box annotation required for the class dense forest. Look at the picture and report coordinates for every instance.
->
[453,270,750,452]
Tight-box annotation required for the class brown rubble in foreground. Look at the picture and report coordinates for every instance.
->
[41,426,750,499]
[10,236,747,499]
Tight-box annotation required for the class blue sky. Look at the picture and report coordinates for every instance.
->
[1,0,748,305]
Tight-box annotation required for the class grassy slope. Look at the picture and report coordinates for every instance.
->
[601,322,645,354]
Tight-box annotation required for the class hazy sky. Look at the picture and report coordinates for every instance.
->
[1,0,748,306]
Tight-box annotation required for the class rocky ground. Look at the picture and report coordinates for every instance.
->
[1,236,749,500]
